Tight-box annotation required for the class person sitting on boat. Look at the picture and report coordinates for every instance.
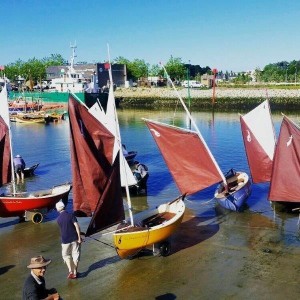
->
[133,161,149,181]
[13,154,26,183]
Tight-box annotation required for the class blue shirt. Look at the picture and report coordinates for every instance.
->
[57,211,78,244]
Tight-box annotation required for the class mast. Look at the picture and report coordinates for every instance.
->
[160,64,227,185]
[107,44,134,226]
[212,68,217,106]
[69,41,77,73]
[0,84,16,194]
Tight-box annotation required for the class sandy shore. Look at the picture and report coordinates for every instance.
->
[1,205,300,300]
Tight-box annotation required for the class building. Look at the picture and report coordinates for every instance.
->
[96,63,127,88]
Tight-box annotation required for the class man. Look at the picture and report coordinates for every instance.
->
[23,255,60,300]
[56,201,82,279]
[13,154,26,183]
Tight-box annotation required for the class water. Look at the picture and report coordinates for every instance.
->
[4,108,300,245]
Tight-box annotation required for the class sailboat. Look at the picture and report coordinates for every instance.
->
[88,78,148,195]
[0,85,72,223]
[268,114,300,205]
[144,65,251,212]
[69,57,185,258]
[240,99,276,183]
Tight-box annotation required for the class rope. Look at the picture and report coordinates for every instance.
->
[185,196,216,206]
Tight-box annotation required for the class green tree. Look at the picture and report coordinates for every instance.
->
[163,56,186,80]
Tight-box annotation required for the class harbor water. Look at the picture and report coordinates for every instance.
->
[0,108,300,299]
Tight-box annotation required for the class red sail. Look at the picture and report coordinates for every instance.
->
[145,120,223,195]
[68,95,120,216]
[269,116,300,202]
[240,116,273,183]
[0,117,11,186]
[86,154,124,236]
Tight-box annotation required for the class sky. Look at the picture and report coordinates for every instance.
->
[1,0,300,72]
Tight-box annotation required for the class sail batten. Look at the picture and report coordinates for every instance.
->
[144,119,223,195]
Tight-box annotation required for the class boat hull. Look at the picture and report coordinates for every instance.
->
[214,171,252,211]
[23,163,39,177]
[0,183,72,217]
[113,197,185,258]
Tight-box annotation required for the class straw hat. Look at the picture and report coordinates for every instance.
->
[27,256,51,269]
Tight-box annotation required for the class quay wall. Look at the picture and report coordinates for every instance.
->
[114,87,300,111]
[10,87,300,111]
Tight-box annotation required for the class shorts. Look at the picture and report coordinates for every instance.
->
[61,241,81,263]
[15,165,24,173]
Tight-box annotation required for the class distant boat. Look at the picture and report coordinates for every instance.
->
[144,64,251,212]
[49,43,88,93]
[0,84,72,223]
[23,163,39,177]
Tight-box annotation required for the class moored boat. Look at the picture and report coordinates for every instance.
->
[23,163,39,177]
[144,65,251,212]
[214,169,251,211]
[69,57,183,258]
[0,84,72,223]
[0,183,72,221]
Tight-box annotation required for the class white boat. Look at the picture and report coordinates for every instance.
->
[49,43,89,93]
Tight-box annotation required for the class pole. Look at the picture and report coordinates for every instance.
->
[187,61,191,129]
[107,44,134,226]
[212,68,218,106]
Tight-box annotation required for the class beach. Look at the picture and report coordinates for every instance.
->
[1,205,300,300]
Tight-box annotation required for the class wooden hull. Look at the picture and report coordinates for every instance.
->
[0,183,72,217]
[11,115,45,124]
[214,171,252,211]
[113,196,185,258]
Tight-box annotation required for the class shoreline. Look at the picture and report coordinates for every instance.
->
[115,87,300,110]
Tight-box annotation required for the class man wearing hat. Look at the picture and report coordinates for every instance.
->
[22,255,60,300]
[56,201,82,279]
[13,154,26,183]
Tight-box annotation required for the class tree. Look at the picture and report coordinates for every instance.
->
[163,56,186,80]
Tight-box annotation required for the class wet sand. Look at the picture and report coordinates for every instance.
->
[1,205,300,300]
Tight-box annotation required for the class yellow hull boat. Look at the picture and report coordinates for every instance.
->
[114,196,185,258]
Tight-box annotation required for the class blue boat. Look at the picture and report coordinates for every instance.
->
[214,169,252,211]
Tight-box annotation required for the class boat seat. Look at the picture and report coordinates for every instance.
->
[142,212,176,227]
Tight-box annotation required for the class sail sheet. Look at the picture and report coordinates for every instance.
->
[240,100,276,183]
[144,119,223,195]
[86,154,125,236]
[269,116,300,202]
[0,117,11,185]
[68,94,120,216]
